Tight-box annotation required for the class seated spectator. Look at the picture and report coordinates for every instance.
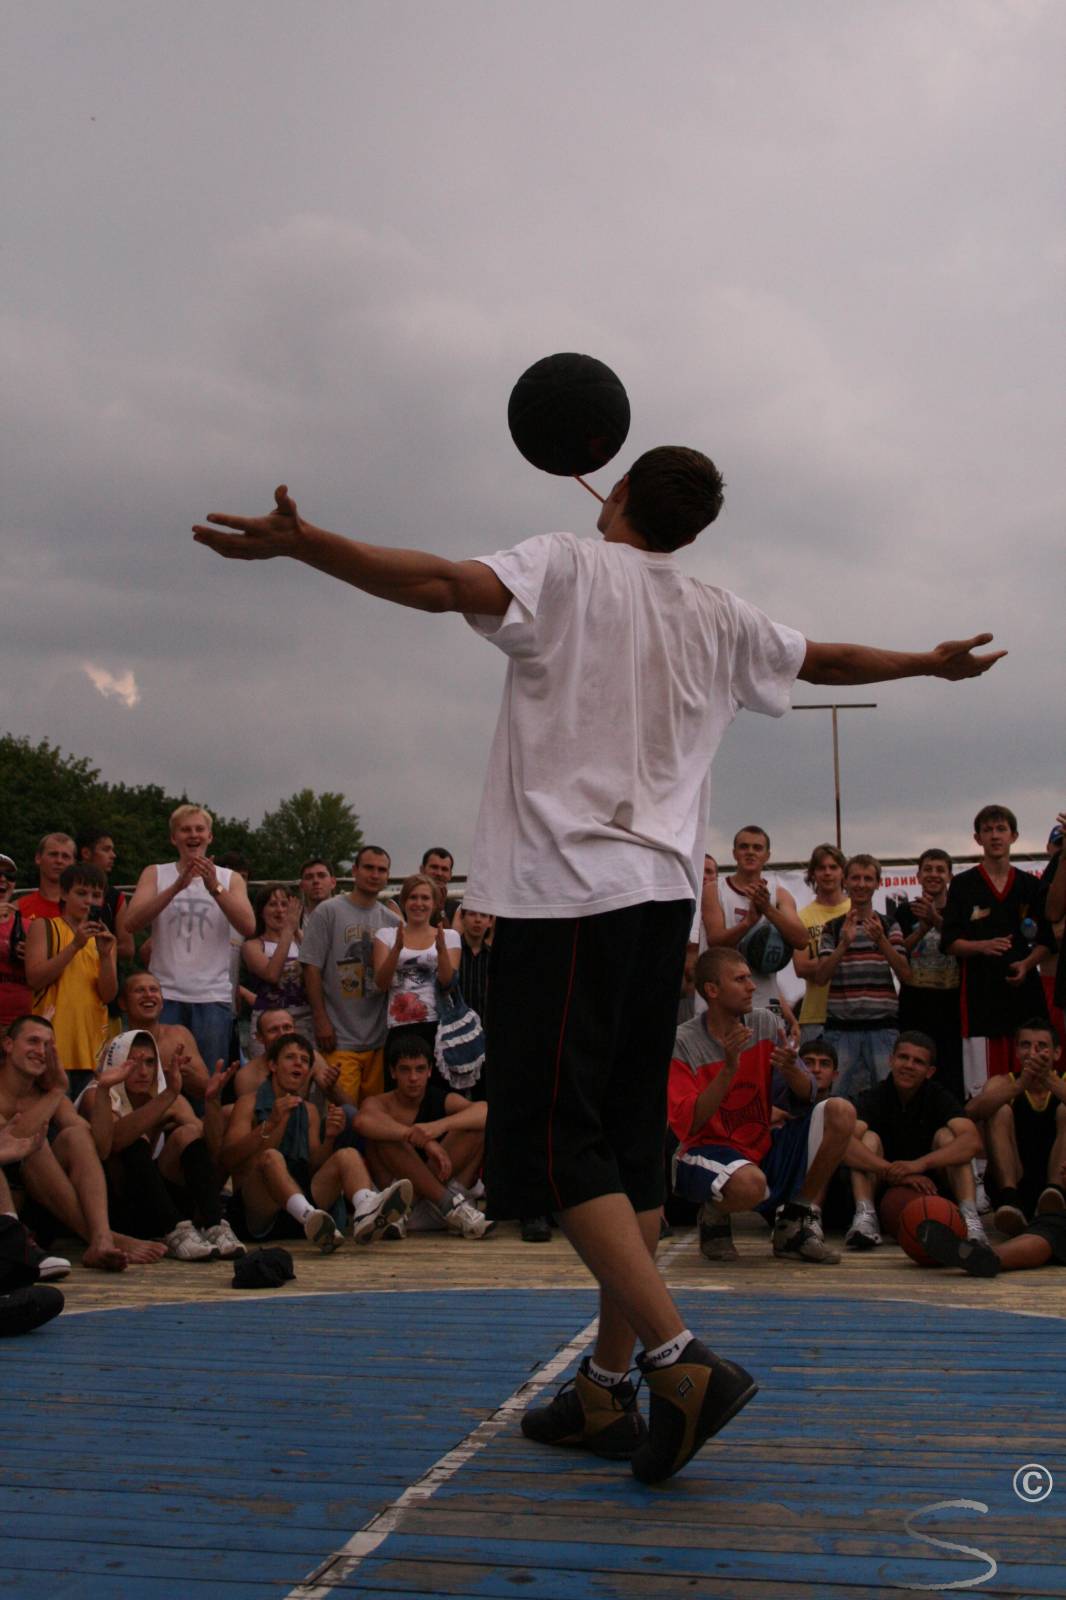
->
[373,874,461,1058]
[78,1031,243,1260]
[222,1033,412,1250]
[233,1007,342,1121]
[421,847,460,923]
[964,1018,1066,1235]
[791,843,849,1044]
[125,804,255,1074]
[120,971,209,1100]
[300,845,398,1107]
[243,883,313,1044]
[0,853,30,1029]
[891,848,963,1101]
[669,949,853,1265]
[355,1032,494,1238]
[918,1168,1066,1276]
[844,1032,985,1250]
[0,1015,165,1269]
[814,853,910,1098]
[299,857,336,918]
[0,1122,70,1281]
[16,834,77,929]
[25,864,118,1094]
[75,829,135,962]
[705,825,805,1039]
[941,804,1050,1096]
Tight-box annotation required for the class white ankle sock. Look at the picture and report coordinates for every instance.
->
[285,1195,314,1224]
[586,1357,627,1388]
[352,1187,376,1215]
[642,1330,695,1369]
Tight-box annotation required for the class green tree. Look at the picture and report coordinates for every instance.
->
[254,789,363,879]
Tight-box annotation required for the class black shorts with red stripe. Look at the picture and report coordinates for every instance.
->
[482,899,693,1220]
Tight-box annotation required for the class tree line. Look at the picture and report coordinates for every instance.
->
[2,733,363,887]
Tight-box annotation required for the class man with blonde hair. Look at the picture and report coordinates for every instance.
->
[126,805,254,1071]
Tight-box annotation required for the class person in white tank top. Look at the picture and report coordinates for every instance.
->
[125,804,255,1075]
[706,826,807,1024]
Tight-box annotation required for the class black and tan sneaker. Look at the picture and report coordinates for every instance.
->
[917,1219,1000,1277]
[520,1358,647,1459]
[631,1338,757,1484]
[773,1201,841,1264]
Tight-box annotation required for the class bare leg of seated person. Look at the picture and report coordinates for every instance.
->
[235,1148,344,1252]
[21,1127,133,1271]
[364,1139,491,1237]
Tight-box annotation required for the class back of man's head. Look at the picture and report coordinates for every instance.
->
[623,446,725,553]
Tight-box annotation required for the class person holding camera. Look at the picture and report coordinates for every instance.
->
[24,863,118,1097]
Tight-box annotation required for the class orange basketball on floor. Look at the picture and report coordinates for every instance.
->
[897,1195,967,1266]
[878,1185,918,1240]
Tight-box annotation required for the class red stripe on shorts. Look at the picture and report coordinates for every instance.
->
[546,921,581,1210]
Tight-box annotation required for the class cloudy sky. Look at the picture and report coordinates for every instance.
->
[4,0,1063,875]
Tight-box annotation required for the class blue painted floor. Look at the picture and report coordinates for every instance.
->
[1,1290,1064,1598]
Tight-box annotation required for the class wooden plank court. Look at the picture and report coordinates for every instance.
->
[1,1223,1063,1598]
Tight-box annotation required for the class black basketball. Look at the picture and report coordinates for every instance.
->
[508,353,631,477]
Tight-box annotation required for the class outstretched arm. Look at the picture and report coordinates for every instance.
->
[194,487,512,616]
[799,636,1005,685]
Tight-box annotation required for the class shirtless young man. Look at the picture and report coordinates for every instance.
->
[0,1016,164,1269]
[196,453,1003,1483]
[120,972,210,1101]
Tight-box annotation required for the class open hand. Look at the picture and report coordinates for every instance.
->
[204,1058,239,1102]
[193,486,304,562]
[928,634,1006,680]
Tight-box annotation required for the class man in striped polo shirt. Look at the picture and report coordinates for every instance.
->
[814,854,911,1099]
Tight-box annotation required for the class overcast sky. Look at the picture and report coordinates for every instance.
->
[4,0,1063,875]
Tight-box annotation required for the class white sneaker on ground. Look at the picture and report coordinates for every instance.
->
[164,1220,219,1262]
[303,1208,344,1253]
[407,1197,447,1232]
[444,1197,496,1239]
[963,1209,989,1244]
[202,1220,245,1259]
[844,1209,882,1251]
[772,1202,841,1264]
[37,1254,72,1281]
[352,1179,414,1243]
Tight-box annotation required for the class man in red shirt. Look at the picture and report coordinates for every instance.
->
[17,834,76,928]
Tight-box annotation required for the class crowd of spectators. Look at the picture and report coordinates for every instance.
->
[1,798,1063,1329]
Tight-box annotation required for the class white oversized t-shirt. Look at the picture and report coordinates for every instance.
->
[462,532,805,918]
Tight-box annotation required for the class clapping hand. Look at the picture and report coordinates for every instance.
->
[723,1020,752,1067]
[205,1058,239,1102]
[41,1038,68,1097]
[323,1104,346,1141]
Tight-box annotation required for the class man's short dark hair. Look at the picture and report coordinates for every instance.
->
[693,946,747,994]
[917,847,953,872]
[75,828,113,860]
[299,856,334,877]
[1014,1017,1057,1046]
[893,1030,936,1065]
[798,1036,838,1069]
[974,804,1018,834]
[734,825,770,851]
[420,847,453,868]
[4,1014,54,1043]
[623,446,725,553]
[385,1031,433,1070]
[266,1032,313,1066]
[804,843,846,887]
[59,863,106,897]
[355,845,391,868]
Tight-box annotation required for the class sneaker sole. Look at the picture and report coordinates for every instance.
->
[354,1182,414,1244]
[309,1218,344,1253]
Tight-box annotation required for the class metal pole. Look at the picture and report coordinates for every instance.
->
[793,703,877,850]
[832,706,841,849]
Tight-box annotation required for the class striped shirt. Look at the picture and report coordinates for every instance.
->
[819,912,902,1029]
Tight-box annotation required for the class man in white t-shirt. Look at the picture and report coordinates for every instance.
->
[195,449,1004,1484]
[126,805,255,1074]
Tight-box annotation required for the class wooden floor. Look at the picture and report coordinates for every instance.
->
[2,1220,1064,1599]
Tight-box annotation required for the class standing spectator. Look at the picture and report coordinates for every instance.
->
[705,827,805,1037]
[421,848,461,923]
[299,858,337,918]
[243,884,312,1045]
[456,908,493,1026]
[941,805,1050,1096]
[791,844,850,1044]
[814,854,910,1099]
[0,853,30,1029]
[17,834,77,928]
[25,864,118,1091]
[374,873,461,1058]
[1038,815,1065,1055]
[300,845,399,1107]
[125,805,255,1075]
[75,829,134,962]
[891,848,963,1100]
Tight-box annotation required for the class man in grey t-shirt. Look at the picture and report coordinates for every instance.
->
[300,845,399,1106]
